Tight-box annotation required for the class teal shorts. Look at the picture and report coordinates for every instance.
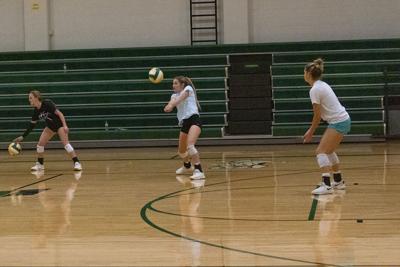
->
[328,118,351,135]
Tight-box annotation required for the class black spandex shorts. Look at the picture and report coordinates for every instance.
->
[180,114,202,134]
[46,122,63,133]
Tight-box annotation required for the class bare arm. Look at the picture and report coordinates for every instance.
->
[164,91,190,112]
[13,120,38,142]
[55,109,70,134]
[303,103,321,143]
[55,109,68,127]
[309,103,322,133]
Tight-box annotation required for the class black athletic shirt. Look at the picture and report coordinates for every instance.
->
[32,99,63,131]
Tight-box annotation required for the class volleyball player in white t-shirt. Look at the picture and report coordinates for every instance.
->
[303,59,350,195]
[164,76,205,180]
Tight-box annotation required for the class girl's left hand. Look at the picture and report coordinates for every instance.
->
[164,105,173,113]
[303,128,313,143]
[64,126,69,134]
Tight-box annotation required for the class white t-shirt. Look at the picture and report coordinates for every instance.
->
[309,80,349,124]
[171,85,199,125]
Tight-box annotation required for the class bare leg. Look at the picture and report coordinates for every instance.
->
[187,125,202,165]
[57,127,77,159]
[316,128,344,173]
[178,131,190,163]
[37,128,55,161]
[312,128,344,194]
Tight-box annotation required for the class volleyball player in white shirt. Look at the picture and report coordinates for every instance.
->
[164,76,205,180]
[303,59,350,195]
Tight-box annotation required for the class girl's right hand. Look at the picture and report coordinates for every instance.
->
[164,105,173,113]
[13,136,24,143]
[303,129,313,143]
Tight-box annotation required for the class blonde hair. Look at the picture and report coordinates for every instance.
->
[29,90,43,102]
[174,76,201,110]
[304,58,324,80]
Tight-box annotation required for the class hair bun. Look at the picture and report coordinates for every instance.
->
[313,58,324,71]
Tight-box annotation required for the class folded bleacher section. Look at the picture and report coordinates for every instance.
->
[0,38,399,144]
[0,52,229,142]
[271,46,400,137]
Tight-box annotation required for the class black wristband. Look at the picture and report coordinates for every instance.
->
[22,122,36,137]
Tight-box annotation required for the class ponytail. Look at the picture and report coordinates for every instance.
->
[174,76,201,110]
[304,58,324,80]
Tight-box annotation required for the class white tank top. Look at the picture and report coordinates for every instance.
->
[171,85,199,125]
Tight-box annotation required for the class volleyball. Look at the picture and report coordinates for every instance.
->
[148,67,164,84]
[8,142,22,156]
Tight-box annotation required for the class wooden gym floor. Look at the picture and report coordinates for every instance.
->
[0,141,399,266]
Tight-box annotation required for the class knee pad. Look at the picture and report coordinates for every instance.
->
[328,152,339,165]
[187,145,198,156]
[36,145,44,153]
[64,143,74,153]
[178,151,188,159]
[316,153,331,168]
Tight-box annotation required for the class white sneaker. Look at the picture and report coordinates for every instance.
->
[74,162,82,171]
[332,180,346,190]
[312,183,333,195]
[176,165,194,175]
[31,162,44,171]
[190,169,205,180]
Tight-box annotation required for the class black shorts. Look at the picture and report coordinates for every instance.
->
[46,122,63,133]
[180,114,202,134]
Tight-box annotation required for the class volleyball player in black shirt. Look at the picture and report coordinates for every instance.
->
[14,90,82,171]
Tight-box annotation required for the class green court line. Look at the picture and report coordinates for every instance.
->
[140,171,344,267]
[141,196,342,266]
[308,196,319,220]
[0,173,62,198]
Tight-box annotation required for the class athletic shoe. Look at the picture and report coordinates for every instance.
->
[74,162,82,171]
[332,180,346,190]
[176,166,194,175]
[312,183,333,195]
[190,169,205,180]
[31,162,44,171]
